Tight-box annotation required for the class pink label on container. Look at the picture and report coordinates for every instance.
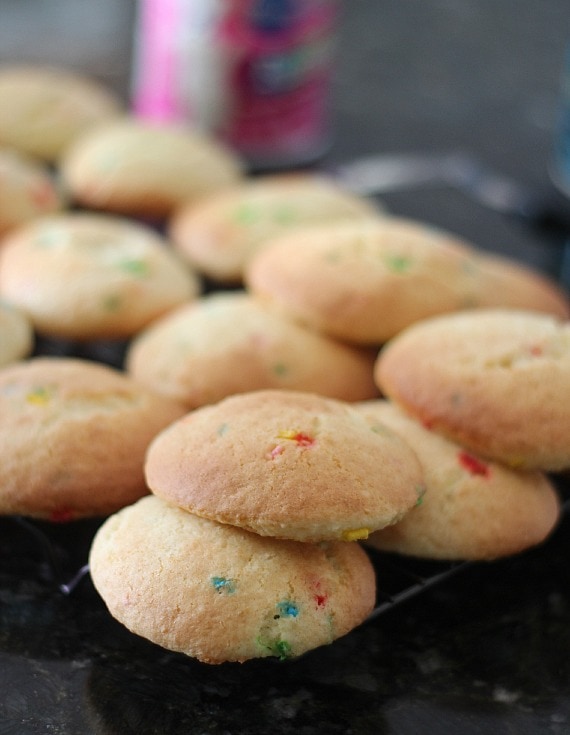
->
[132,0,337,165]
[132,0,184,120]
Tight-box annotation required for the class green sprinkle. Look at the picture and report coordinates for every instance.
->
[102,294,122,312]
[415,485,426,506]
[273,362,289,377]
[384,254,412,273]
[369,422,396,438]
[211,576,236,594]
[234,204,260,225]
[25,386,52,405]
[273,205,296,224]
[257,636,293,661]
[274,640,292,660]
[118,259,149,277]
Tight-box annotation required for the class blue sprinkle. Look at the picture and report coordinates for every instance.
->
[276,600,299,618]
[211,576,236,594]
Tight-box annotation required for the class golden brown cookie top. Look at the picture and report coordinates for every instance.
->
[245,216,481,344]
[60,117,244,218]
[375,308,570,470]
[125,291,379,408]
[0,356,186,520]
[145,388,425,542]
[169,173,382,283]
[0,212,200,339]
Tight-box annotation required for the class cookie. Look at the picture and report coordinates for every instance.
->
[0,148,65,237]
[89,494,377,663]
[0,212,200,340]
[356,399,561,560]
[169,173,382,283]
[0,65,123,162]
[375,309,570,471]
[125,291,379,409]
[145,389,425,542]
[0,357,186,520]
[0,301,33,367]
[244,216,481,344]
[471,252,570,318]
[60,117,244,219]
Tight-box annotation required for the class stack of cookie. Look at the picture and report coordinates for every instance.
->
[358,308,567,560]
[89,388,427,663]
[0,62,569,667]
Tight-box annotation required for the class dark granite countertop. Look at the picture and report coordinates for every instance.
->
[1,2,570,733]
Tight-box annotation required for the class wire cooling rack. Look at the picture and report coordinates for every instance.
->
[6,513,472,617]
[6,483,569,616]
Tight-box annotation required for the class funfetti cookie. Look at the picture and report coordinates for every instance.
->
[244,216,481,345]
[471,252,570,318]
[169,173,383,284]
[125,291,379,409]
[0,65,124,162]
[0,148,65,237]
[374,309,570,471]
[0,301,33,367]
[89,495,377,664]
[356,399,561,560]
[59,117,244,219]
[0,357,186,521]
[0,212,200,340]
[145,389,425,542]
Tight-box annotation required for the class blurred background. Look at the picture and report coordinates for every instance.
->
[0,0,568,266]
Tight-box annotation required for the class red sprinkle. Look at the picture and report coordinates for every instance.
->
[49,507,75,523]
[292,432,314,446]
[458,451,490,478]
[529,344,543,356]
[311,579,328,608]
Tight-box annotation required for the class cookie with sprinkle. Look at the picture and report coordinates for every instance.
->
[125,291,379,409]
[244,216,482,345]
[375,309,570,471]
[145,389,425,542]
[0,356,186,520]
[356,399,561,560]
[0,212,200,340]
[89,495,376,663]
[169,173,381,284]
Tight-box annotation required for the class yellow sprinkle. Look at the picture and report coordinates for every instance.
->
[26,387,51,405]
[277,429,298,440]
[342,528,370,542]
